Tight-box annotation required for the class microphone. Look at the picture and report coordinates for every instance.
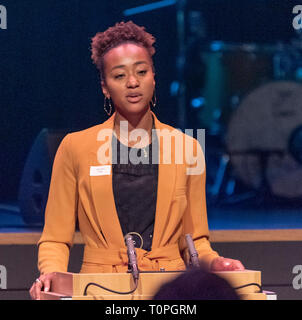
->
[125,234,139,282]
[185,234,200,268]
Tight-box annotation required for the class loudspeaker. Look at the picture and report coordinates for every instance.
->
[18,129,67,225]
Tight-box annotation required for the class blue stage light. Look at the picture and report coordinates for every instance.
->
[191,97,205,108]
[123,0,176,16]
[296,67,302,81]
[170,81,179,96]
[210,41,224,52]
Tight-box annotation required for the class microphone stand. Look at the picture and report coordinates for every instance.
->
[185,234,200,268]
[125,234,140,283]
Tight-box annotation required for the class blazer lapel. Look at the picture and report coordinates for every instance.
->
[89,114,125,249]
[151,113,176,249]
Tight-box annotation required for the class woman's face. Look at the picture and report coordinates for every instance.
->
[101,43,155,118]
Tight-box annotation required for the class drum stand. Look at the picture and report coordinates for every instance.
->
[207,152,257,206]
[208,150,284,206]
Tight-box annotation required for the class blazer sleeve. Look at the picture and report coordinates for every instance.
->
[37,133,78,274]
[180,138,219,271]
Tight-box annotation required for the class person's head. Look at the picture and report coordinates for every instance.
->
[91,21,156,118]
[153,268,240,300]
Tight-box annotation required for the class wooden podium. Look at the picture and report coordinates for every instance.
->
[40,270,275,300]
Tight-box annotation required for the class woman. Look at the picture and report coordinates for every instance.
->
[30,21,244,300]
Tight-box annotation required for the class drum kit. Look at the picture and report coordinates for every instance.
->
[197,36,302,203]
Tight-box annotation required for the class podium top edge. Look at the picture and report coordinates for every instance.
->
[54,270,260,276]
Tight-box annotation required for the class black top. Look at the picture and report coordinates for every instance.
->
[111,124,159,251]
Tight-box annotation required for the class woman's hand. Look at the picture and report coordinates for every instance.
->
[211,257,245,272]
[29,273,55,300]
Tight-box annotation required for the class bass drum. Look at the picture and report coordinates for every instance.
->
[225,81,302,199]
[198,42,274,132]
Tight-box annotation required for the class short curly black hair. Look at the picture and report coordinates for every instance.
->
[91,21,156,80]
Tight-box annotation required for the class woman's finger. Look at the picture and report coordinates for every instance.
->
[29,284,36,300]
[43,278,51,292]
[231,260,245,271]
[221,259,233,271]
[34,280,43,300]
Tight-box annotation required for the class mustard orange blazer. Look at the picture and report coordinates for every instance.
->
[38,111,219,274]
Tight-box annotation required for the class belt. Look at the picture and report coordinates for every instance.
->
[83,244,182,270]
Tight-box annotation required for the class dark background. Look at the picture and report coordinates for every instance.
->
[0,0,298,202]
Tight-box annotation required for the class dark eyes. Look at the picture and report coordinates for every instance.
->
[114,70,147,79]
[115,74,125,79]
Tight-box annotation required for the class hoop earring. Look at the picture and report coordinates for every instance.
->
[104,97,112,116]
[150,92,157,108]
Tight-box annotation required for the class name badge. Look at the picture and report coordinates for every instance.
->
[90,165,111,176]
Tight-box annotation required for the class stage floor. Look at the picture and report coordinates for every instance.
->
[0,202,302,243]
